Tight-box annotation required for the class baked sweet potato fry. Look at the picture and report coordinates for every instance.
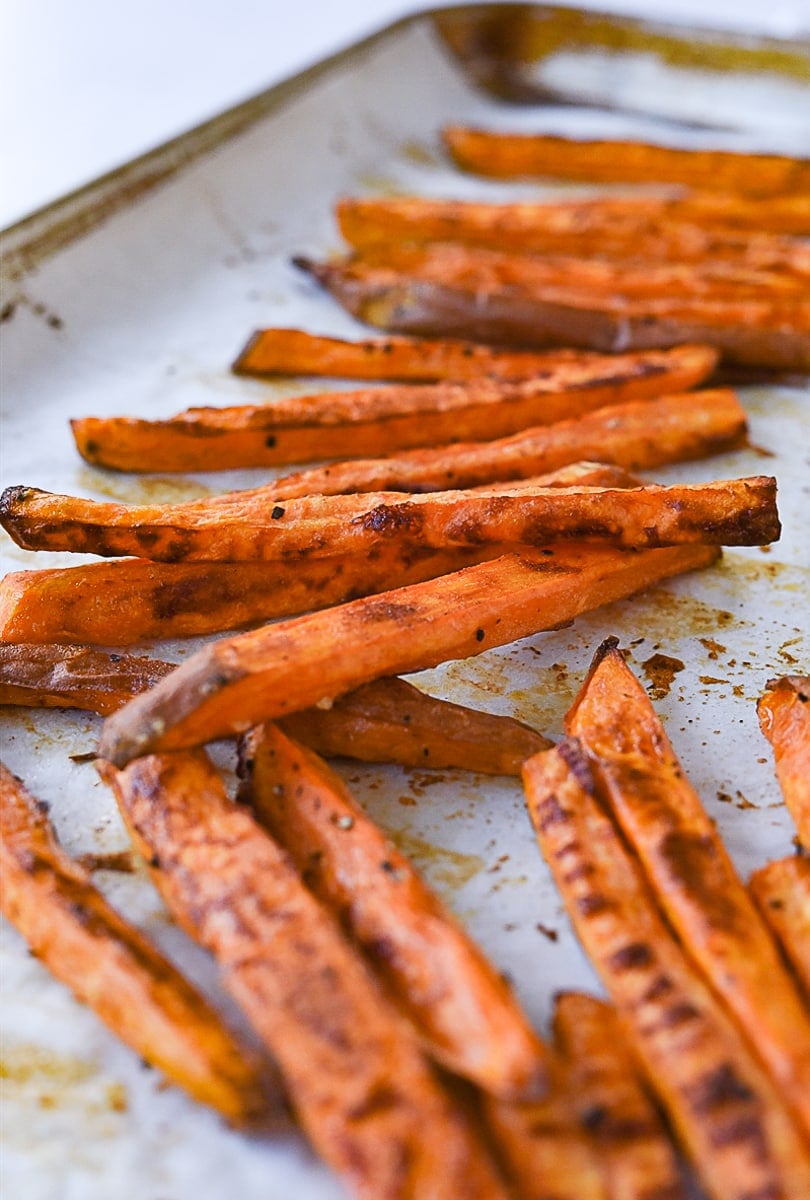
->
[442,128,810,195]
[356,239,805,301]
[758,675,810,849]
[0,643,175,713]
[232,327,605,381]
[0,761,274,1127]
[645,189,810,237]
[297,256,810,372]
[566,639,810,1142]
[553,991,688,1200]
[482,1055,608,1200]
[0,641,546,774]
[241,722,548,1097]
[0,545,505,645]
[337,196,810,276]
[0,465,634,645]
[266,389,747,497]
[74,344,720,473]
[99,750,510,1200]
[0,476,778,562]
[277,676,549,774]
[73,382,742,484]
[97,541,721,765]
[523,739,810,1200]
[750,858,810,1003]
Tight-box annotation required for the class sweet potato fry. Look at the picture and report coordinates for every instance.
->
[0,546,504,645]
[356,239,805,301]
[277,676,549,774]
[758,675,810,849]
[74,344,720,473]
[442,128,810,195]
[297,256,810,372]
[523,739,810,1199]
[97,541,721,765]
[74,382,741,483]
[553,991,688,1200]
[750,858,810,1003]
[241,722,548,1097]
[0,476,778,562]
[99,750,510,1200]
[337,196,810,275]
[0,761,274,1127]
[0,643,175,713]
[0,466,634,645]
[565,639,810,1143]
[232,327,602,381]
[482,1055,608,1200]
[271,459,643,503]
[0,641,546,774]
[266,389,747,497]
[654,189,810,237]
[648,190,810,237]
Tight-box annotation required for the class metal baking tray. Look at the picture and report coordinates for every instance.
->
[1,6,808,1198]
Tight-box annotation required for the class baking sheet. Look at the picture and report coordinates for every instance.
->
[1,7,808,1199]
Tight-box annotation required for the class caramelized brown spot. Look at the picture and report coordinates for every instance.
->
[685,1063,756,1115]
[608,942,654,972]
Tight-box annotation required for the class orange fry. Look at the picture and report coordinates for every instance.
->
[277,676,549,775]
[0,546,502,645]
[242,722,549,1098]
[523,740,810,1199]
[74,344,719,473]
[554,991,689,1200]
[0,642,546,775]
[356,239,804,300]
[0,643,174,713]
[0,465,635,645]
[232,327,604,381]
[337,195,810,275]
[267,389,747,497]
[443,128,810,195]
[758,675,810,849]
[0,761,274,1127]
[298,256,810,372]
[97,541,720,765]
[566,639,810,1143]
[0,476,779,562]
[750,858,810,1003]
[100,750,510,1200]
[482,1055,608,1200]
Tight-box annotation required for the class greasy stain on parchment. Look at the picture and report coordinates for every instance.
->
[642,652,686,699]
[0,1043,128,1129]
[76,467,213,505]
[386,827,485,893]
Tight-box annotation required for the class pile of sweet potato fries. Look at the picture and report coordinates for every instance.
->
[1,127,808,1199]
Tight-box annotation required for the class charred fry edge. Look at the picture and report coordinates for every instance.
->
[564,639,810,1143]
[241,722,549,1099]
[0,760,275,1126]
[100,750,510,1199]
[523,739,810,1199]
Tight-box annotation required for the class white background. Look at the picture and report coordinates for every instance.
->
[2,0,810,231]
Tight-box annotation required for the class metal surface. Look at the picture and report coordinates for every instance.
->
[1,6,808,1199]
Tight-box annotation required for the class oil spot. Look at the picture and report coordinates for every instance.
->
[76,468,212,505]
[385,827,484,892]
[399,140,442,167]
[699,637,726,660]
[641,653,685,699]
